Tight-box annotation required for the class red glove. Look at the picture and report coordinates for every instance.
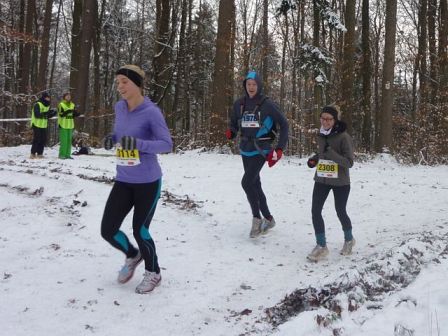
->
[267,149,283,167]
[225,129,235,140]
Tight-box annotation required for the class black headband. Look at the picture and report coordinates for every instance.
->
[116,68,143,87]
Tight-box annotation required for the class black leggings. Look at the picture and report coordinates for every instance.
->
[101,180,161,273]
[31,126,47,155]
[311,182,351,235]
[241,155,271,219]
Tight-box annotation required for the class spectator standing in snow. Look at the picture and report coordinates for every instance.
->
[306,105,355,262]
[100,64,173,294]
[57,92,79,159]
[29,92,56,159]
[226,71,289,238]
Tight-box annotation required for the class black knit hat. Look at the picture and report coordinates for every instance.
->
[321,105,339,121]
[41,92,51,99]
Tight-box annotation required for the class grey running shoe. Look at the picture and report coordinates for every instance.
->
[261,217,276,234]
[135,271,161,294]
[340,239,356,256]
[117,251,142,284]
[249,217,263,238]
[307,245,329,262]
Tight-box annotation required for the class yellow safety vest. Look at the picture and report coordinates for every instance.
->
[31,101,50,128]
[58,100,75,129]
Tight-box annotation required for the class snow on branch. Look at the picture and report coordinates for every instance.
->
[317,0,347,32]
[297,43,334,86]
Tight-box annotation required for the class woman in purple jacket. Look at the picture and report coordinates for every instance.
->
[101,65,173,294]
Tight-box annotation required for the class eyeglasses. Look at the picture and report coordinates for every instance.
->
[320,117,334,122]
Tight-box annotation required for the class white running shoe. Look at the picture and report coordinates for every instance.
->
[307,245,329,262]
[340,239,356,255]
[249,217,263,238]
[135,271,162,294]
[261,217,276,234]
[117,251,142,284]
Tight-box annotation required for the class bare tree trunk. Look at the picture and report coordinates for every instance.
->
[36,0,53,91]
[17,0,35,118]
[69,0,82,95]
[377,0,397,152]
[417,0,428,112]
[360,0,372,151]
[49,0,62,88]
[152,0,171,104]
[427,0,438,105]
[438,0,448,155]
[341,0,355,135]
[209,0,235,146]
[279,13,288,111]
[171,0,188,132]
[312,0,322,127]
[261,0,269,93]
[76,0,96,128]
[92,0,103,137]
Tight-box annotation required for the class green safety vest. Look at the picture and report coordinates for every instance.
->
[31,101,50,128]
[58,100,75,129]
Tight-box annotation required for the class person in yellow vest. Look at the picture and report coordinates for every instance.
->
[30,92,56,159]
[57,92,79,159]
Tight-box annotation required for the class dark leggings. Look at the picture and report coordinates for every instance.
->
[311,182,351,235]
[241,155,271,219]
[31,126,47,155]
[101,180,161,273]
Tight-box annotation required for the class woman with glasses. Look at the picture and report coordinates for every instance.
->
[306,105,355,262]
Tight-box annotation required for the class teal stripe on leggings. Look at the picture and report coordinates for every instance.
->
[113,231,129,251]
[139,179,162,240]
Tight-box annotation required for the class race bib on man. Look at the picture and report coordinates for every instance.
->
[241,113,260,128]
[316,159,338,178]
[116,147,141,166]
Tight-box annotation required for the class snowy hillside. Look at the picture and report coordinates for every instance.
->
[0,146,447,336]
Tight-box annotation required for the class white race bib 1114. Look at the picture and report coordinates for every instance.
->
[316,159,338,178]
[116,148,141,166]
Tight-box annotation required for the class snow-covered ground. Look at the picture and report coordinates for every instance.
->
[0,145,447,336]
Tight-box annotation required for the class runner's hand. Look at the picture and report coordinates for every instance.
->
[103,135,114,150]
[120,136,137,150]
[267,148,283,167]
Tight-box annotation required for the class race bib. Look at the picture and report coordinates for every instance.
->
[316,159,338,178]
[116,147,141,166]
[241,113,260,128]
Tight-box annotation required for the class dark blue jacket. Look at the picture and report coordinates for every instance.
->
[229,72,288,156]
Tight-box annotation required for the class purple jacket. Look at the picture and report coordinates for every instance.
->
[112,97,173,183]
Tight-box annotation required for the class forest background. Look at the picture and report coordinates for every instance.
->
[0,0,447,164]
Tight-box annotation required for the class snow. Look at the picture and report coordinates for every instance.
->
[0,145,447,336]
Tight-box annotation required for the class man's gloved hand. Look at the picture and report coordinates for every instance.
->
[307,158,318,168]
[120,136,137,150]
[225,129,236,140]
[103,135,114,150]
[47,109,57,118]
[266,148,283,168]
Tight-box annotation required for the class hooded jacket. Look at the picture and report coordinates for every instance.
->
[310,121,354,186]
[229,72,288,156]
[111,97,173,183]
